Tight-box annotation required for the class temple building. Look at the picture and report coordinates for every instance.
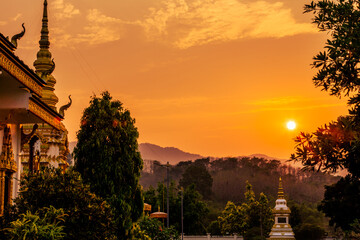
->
[21,0,72,171]
[0,0,71,215]
[268,177,296,240]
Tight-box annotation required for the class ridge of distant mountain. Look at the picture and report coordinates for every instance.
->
[139,143,203,164]
[68,141,290,165]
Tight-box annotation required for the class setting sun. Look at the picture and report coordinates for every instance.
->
[287,121,296,130]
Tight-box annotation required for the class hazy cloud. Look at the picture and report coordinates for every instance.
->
[74,9,123,45]
[51,9,125,46]
[141,0,316,48]
[49,0,316,48]
[12,13,22,21]
[52,0,80,19]
[86,9,121,24]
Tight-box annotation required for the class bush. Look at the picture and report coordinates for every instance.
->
[138,216,179,240]
[7,206,66,240]
[13,167,116,240]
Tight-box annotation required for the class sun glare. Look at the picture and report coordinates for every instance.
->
[286,121,296,130]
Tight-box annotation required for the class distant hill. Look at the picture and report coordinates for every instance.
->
[139,143,203,164]
[69,141,290,165]
[68,142,203,165]
[247,153,284,160]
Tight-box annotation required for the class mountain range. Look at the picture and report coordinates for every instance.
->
[69,141,287,165]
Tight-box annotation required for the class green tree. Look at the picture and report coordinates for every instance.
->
[143,185,157,212]
[208,220,222,235]
[143,182,209,235]
[217,182,273,239]
[295,223,325,240]
[291,0,360,177]
[174,184,209,235]
[243,182,273,239]
[218,201,247,235]
[138,216,179,240]
[7,206,66,240]
[11,168,115,240]
[179,163,213,199]
[303,0,360,113]
[74,91,143,238]
[289,202,327,240]
[348,219,360,239]
[318,176,360,231]
[257,193,274,237]
[291,0,360,231]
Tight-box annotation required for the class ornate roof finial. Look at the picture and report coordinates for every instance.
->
[34,0,59,111]
[40,0,49,50]
[11,23,26,48]
[278,177,285,199]
[59,95,72,117]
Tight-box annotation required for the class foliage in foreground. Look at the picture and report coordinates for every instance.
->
[7,206,66,240]
[74,91,143,238]
[4,167,115,240]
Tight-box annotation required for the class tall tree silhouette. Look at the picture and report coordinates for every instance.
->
[74,91,143,238]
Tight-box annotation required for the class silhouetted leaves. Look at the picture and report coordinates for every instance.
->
[292,0,360,233]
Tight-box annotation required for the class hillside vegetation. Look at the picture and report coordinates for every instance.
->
[140,157,339,204]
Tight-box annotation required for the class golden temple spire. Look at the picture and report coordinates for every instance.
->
[40,0,49,51]
[34,0,59,110]
[278,177,285,199]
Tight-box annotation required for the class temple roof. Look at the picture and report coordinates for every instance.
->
[0,33,46,96]
[0,30,64,130]
[0,33,16,52]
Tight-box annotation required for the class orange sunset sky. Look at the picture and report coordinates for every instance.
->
[1,0,349,159]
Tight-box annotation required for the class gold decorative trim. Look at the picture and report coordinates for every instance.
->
[29,100,62,130]
[0,51,42,96]
[0,126,17,172]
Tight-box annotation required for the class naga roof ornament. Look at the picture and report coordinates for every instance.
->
[59,95,72,117]
[11,23,25,48]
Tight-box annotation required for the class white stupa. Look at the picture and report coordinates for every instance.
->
[268,177,295,240]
